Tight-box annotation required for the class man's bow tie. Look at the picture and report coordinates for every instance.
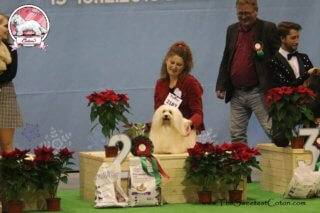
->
[287,51,298,60]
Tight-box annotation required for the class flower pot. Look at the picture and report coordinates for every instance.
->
[104,145,118,157]
[46,198,61,211]
[197,191,212,204]
[291,137,305,149]
[228,190,242,203]
[7,200,24,213]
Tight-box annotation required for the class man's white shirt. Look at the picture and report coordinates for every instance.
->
[279,47,300,78]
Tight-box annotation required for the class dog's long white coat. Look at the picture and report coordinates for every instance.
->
[149,105,196,154]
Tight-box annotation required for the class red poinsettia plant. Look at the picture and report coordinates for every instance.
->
[265,85,316,140]
[220,142,261,191]
[185,142,225,191]
[0,148,31,202]
[32,146,74,198]
[87,89,130,138]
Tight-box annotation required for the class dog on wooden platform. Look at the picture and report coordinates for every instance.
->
[149,105,196,154]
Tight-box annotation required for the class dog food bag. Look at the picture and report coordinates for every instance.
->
[95,162,128,208]
[128,157,160,206]
[284,161,320,198]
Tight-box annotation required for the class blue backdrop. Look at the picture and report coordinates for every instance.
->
[1,0,320,168]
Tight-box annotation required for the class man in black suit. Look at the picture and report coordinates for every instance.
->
[215,0,280,143]
[268,22,320,146]
[268,22,313,87]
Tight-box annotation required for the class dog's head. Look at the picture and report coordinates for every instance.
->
[160,106,174,126]
[151,105,191,136]
[11,14,22,25]
[152,105,181,127]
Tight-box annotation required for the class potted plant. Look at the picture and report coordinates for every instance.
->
[265,86,316,148]
[185,142,223,204]
[0,148,30,213]
[87,89,130,157]
[220,142,261,203]
[123,122,150,150]
[123,122,150,140]
[33,146,74,211]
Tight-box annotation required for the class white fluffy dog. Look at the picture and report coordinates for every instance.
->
[11,14,47,36]
[149,105,196,154]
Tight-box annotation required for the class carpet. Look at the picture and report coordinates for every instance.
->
[27,183,320,213]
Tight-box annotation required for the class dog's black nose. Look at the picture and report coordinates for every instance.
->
[164,114,169,119]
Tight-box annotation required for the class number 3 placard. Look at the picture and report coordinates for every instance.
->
[299,128,320,170]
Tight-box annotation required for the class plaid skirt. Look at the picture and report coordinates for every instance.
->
[0,82,23,128]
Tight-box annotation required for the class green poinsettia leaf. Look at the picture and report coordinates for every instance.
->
[292,93,300,102]
[285,130,293,140]
[90,123,99,132]
[90,105,98,122]
[102,124,111,138]
[278,109,286,121]
[300,106,314,121]
[60,175,68,184]
[98,113,107,126]
[276,101,285,111]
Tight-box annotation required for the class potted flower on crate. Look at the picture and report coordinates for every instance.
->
[0,148,30,213]
[123,122,150,140]
[33,146,74,211]
[185,142,223,204]
[87,89,130,157]
[265,85,316,148]
[221,142,261,203]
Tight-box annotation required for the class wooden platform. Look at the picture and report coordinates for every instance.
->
[79,151,246,203]
[257,143,312,194]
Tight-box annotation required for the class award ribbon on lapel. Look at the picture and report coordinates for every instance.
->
[254,41,264,58]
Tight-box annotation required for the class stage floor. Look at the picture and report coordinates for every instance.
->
[27,182,319,213]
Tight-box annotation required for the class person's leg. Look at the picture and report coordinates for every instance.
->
[248,88,272,137]
[230,90,254,183]
[249,88,289,146]
[0,128,15,152]
[230,90,252,143]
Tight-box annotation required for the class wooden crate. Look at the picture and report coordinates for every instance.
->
[79,152,246,203]
[257,143,312,194]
